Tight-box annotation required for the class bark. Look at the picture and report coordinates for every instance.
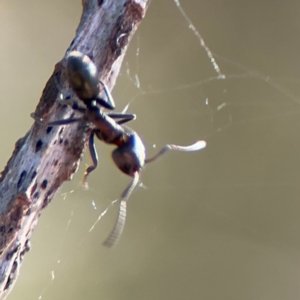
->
[0,0,149,298]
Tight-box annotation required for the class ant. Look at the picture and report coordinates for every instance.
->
[31,51,207,247]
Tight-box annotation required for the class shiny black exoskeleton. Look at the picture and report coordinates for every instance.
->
[66,51,115,110]
[31,51,206,247]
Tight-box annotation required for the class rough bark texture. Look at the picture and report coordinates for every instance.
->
[0,0,148,298]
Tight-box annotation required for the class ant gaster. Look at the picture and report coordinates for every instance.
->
[31,51,207,247]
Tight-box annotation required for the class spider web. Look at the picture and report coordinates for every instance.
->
[9,0,300,300]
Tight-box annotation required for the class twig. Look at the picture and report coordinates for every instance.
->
[0,0,148,298]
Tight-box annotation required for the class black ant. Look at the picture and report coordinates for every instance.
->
[31,51,207,247]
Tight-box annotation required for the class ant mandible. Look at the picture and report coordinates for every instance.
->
[31,51,207,247]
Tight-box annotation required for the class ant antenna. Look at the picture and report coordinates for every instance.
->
[145,140,206,164]
[103,172,140,248]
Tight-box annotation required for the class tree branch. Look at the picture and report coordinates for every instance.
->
[0,0,149,298]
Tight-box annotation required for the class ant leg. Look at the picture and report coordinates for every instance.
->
[82,130,98,188]
[108,113,136,125]
[102,171,140,248]
[97,80,116,110]
[95,97,115,110]
[145,140,207,164]
[30,113,82,126]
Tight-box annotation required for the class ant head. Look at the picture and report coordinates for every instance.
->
[112,132,146,176]
[66,51,100,102]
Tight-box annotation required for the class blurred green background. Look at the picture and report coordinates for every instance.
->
[2,0,300,299]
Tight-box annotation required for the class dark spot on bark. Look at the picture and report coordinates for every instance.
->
[33,192,39,199]
[5,275,12,290]
[17,171,27,189]
[53,160,58,166]
[35,140,43,152]
[46,126,53,134]
[0,226,5,234]
[64,139,69,146]
[59,138,63,144]
[41,180,48,190]
[59,127,64,135]
[31,171,37,180]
